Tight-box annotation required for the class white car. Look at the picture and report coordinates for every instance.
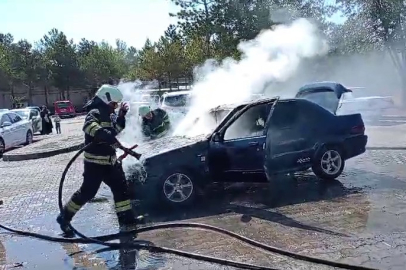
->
[160,91,191,115]
[11,108,42,134]
[296,82,395,118]
[338,90,394,117]
[0,111,34,156]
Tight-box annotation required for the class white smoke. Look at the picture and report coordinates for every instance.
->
[174,18,329,136]
[115,18,328,172]
[116,80,150,171]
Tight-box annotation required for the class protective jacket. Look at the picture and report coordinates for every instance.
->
[82,97,125,165]
[141,108,170,138]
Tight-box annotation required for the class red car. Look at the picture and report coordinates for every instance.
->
[54,100,76,118]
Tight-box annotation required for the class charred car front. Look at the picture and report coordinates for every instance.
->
[128,96,368,208]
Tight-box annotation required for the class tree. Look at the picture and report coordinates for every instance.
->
[157,36,185,89]
[39,29,81,99]
[337,0,406,103]
[170,0,216,57]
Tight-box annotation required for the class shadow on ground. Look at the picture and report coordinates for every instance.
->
[137,172,362,238]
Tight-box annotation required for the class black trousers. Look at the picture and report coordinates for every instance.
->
[63,161,135,225]
[55,123,61,134]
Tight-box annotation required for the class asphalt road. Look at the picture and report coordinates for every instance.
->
[1,120,406,269]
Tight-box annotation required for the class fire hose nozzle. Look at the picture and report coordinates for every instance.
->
[118,144,142,160]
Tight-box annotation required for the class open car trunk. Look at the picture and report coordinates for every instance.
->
[295,82,352,115]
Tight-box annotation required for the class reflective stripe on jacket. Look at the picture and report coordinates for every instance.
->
[83,152,117,165]
[82,105,125,159]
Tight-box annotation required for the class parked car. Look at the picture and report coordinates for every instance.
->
[160,91,191,115]
[128,97,368,208]
[54,100,76,118]
[140,94,160,108]
[0,109,9,112]
[296,82,395,118]
[0,111,34,157]
[26,106,41,113]
[11,108,42,134]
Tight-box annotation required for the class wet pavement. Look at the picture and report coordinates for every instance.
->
[1,150,406,269]
[2,122,406,269]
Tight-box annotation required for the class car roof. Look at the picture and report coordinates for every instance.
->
[298,81,352,98]
[162,91,191,97]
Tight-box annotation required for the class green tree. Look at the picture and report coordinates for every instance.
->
[337,0,406,103]
[171,0,216,57]
[39,29,81,99]
[157,36,185,89]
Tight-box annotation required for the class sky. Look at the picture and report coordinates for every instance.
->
[0,0,179,49]
[0,0,346,49]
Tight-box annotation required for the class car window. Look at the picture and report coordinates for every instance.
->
[13,110,29,119]
[8,113,22,123]
[32,109,39,116]
[56,102,71,108]
[269,101,299,128]
[163,94,190,107]
[224,103,270,140]
[0,114,11,125]
[298,90,338,113]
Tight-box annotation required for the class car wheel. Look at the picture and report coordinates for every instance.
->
[157,170,197,208]
[0,138,4,157]
[25,130,33,146]
[312,146,345,180]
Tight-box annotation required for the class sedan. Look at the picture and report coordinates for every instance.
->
[11,108,42,134]
[0,111,34,157]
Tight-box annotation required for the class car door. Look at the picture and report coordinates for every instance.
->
[265,100,309,174]
[209,102,272,182]
[30,109,40,133]
[0,114,15,147]
[7,112,26,143]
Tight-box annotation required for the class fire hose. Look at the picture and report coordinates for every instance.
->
[0,142,379,270]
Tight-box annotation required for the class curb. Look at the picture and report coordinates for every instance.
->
[2,143,84,162]
[366,146,406,150]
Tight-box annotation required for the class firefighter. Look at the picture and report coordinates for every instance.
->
[56,84,141,237]
[138,105,171,139]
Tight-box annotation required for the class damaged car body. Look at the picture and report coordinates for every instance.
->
[128,96,368,208]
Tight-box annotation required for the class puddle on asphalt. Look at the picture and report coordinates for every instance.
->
[0,212,168,269]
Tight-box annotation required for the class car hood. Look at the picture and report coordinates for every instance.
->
[136,134,207,160]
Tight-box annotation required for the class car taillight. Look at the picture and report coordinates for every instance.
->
[351,125,365,134]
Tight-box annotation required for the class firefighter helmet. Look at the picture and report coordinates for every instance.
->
[95,84,123,105]
[139,105,151,117]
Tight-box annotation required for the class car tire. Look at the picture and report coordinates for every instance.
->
[312,145,345,180]
[0,138,4,158]
[157,169,198,209]
[24,130,33,146]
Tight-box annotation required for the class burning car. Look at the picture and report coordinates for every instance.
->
[128,96,368,208]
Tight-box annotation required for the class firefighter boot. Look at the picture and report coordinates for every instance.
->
[56,211,75,238]
[118,211,146,237]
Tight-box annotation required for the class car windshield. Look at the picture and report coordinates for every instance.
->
[163,94,190,107]
[13,110,29,118]
[56,102,70,108]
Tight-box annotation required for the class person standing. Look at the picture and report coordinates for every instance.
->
[54,114,61,134]
[40,105,53,135]
[56,84,142,237]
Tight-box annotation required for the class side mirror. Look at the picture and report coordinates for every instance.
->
[1,121,12,128]
[212,132,222,142]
